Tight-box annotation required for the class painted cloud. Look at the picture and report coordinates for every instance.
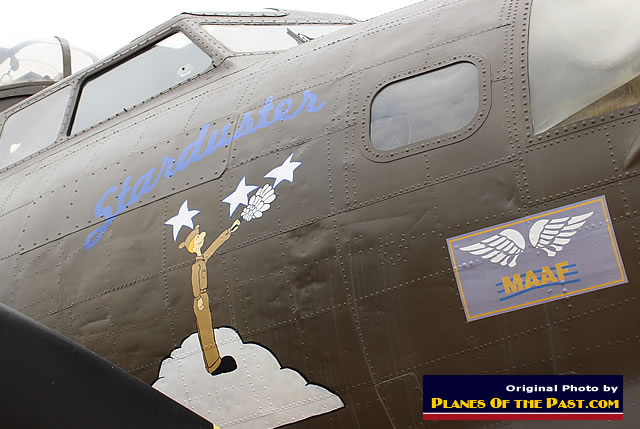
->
[153,327,343,428]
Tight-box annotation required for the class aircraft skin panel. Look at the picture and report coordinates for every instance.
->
[1,0,640,427]
[376,374,425,428]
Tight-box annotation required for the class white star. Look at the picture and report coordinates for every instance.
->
[165,200,200,242]
[264,153,301,188]
[222,177,258,217]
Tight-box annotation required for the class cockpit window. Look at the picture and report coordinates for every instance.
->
[370,62,479,151]
[0,85,72,169]
[1,40,63,86]
[70,32,211,135]
[529,0,640,133]
[0,39,97,87]
[201,24,349,52]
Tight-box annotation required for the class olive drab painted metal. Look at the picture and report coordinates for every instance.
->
[1,1,639,428]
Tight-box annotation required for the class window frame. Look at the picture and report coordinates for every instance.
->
[200,23,353,54]
[0,84,73,172]
[196,11,358,58]
[0,23,219,172]
[67,29,214,137]
[361,54,490,162]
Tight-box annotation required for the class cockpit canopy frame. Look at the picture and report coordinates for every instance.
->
[0,9,358,172]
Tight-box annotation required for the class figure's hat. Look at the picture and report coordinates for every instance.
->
[178,225,200,250]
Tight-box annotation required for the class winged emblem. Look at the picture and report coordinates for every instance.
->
[241,184,276,222]
[459,212,593,267]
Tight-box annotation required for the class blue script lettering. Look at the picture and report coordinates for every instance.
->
[257,97,276,129]
[84,186,117,249]
[233,112,257,140]
[84,90,325,250]
[164,156,177,178]
[176,124,210,171]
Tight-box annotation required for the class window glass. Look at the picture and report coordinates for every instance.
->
[529,0,640,133]
[0,85,72,169]
[70,47,99,74]
[370,62,479,151]
[202,24,350,52]
[0,40,64,86]
[71,32,211,134]
[0,39,98,88]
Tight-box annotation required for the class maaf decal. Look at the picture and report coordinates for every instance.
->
[497,261,577,301]
[447,196,627,321]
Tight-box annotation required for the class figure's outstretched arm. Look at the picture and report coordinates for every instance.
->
[203,220,240,262]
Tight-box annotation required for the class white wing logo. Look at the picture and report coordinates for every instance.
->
[459,229,525,268]
[460,212,593,267]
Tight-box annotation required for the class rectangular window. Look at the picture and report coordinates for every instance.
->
[70,32,212,135]
[370,62,479,151]
[0,85,72,169]
[202,24,349,52]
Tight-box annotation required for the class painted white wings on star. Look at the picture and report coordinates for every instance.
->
[460,229,525,268]
[459,212,593,266]
[241,184,276,222]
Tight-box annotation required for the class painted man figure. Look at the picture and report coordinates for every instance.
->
[179,220,240,375]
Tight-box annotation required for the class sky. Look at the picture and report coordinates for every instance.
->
[2,0,422,60]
